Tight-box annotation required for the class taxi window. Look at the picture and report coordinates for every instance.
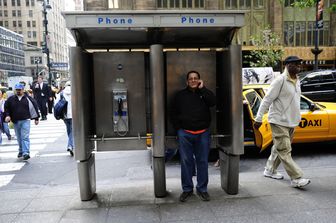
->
[245,91,261,118]
[300,97,310,111]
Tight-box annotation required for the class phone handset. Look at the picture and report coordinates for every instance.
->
[117,98,123,116]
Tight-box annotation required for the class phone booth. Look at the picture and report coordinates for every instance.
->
[63,11,245,201]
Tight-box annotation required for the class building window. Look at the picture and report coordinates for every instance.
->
[27,41,37,47]
[12,10,16,16]
[11,0,15,6]
[157,0,204,9]
[239,0,251,9]
[18,31,22,34]
[18,20,22,27]
[0,21,3,26]
[17,0,20,6]
[25,0,29,6]
[284,21,294,46]
[225,0,237,9]
[285,21,329,47]
[307,21,315,46]
[320,21,329,46]
[4,21,9,27]
[253,0,263,8]
[13,21,17,27]
[0,11,2,16]
[108,0,119,8]
[284,0,295,7]
[27,31,31,38]
[32,20,36,27]
[30,56,42,65]
[32,31,36,38]
[295,22,306,46]
[17,10,21,17]
[29,10,32,17]
[31,0,34,6]
[27,20,30,27]
[4,10,8,17]
[3,0,7,7]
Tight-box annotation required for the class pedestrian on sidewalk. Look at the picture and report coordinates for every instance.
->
[0,90,12,142]
[4,83,40,161]
[47,84,57,114]
[55,81,74,156]
[171,70,216,202]
[33,76,51,121]
[253,56,311,188]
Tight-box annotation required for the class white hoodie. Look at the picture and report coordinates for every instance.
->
[255,69,301,128]
[55,85,72,119]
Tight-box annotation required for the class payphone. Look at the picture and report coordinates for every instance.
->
[112,89,129,136]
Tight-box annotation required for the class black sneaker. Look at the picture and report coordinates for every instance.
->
[67,148,74,156]
[17,153,23,158]
[196,191,210,201]
[23,154,30,161]
[179,191,193,202]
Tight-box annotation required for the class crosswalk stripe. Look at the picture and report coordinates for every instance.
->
[0,144,47,152]
[0,116,68,187]
[0,163,25,172]
[0,174,15,187]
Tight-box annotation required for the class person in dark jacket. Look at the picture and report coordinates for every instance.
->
[33,76,51,120]
[4,83,40,160]
[171,70,216,202]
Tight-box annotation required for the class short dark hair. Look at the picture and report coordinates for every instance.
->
[186,70,200,80]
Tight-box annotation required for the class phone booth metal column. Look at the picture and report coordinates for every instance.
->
[70,47,96,201]
[150,44,166,197]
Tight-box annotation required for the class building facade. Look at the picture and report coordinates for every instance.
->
[0,0,68,81]
[82,0,336,69]
[0,26,25,85]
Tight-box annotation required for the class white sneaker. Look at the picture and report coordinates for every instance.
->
[263,169,284,180]
[291,178,311,188]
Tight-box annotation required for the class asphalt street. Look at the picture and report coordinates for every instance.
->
[0,115,336,223]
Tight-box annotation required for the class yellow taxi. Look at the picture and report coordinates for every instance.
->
[243,84,336,150]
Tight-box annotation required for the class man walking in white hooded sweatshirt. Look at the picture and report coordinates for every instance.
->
[55,81,74,156]
[254,56,311,188]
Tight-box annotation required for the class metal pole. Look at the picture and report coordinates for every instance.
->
[42,0,52,85]
[311,1,323,71]
[36,58,39,77]
[314,2,319,70]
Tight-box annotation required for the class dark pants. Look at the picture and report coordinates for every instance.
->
[48,99,54,114]
[37,97,48,117]
[178,129,210,193]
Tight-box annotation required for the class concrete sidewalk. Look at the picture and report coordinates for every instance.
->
[1,118,336,222]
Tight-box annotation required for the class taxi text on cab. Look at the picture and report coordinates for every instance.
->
[243,84,336,150]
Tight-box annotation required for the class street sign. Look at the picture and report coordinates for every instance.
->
[50,62,68,68]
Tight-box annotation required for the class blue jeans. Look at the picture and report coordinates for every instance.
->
[2,122,11,139]
[13,120,31,155]
[63,118,74,149]
[0,122,11,144]
[178,129,210,193]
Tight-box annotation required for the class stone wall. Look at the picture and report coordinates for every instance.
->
[268,0,283,39]
[205,0,219,10]
[84,0,107,10]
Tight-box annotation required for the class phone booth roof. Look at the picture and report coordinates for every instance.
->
[63,10,245,49]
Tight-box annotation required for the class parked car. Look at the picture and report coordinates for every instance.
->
[243,84,336,150]
[299,69,336,102]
